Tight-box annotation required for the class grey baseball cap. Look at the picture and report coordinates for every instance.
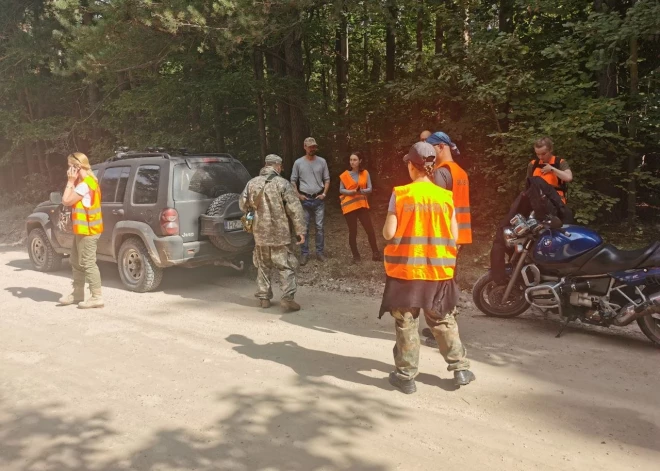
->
[403,141,436,166]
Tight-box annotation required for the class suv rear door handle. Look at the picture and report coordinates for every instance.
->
[112,209,124,216]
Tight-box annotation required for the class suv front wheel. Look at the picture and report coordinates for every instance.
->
[27,228,63,272]
[118,237,164,292]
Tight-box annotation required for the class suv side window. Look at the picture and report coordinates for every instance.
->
[133,165,160,205]
[100,166,131,203]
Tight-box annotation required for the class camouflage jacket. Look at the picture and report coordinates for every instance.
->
[239,166,306,247]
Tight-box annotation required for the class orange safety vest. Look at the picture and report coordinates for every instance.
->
[339,170,370,215]
[531,156,568,203]
[72,176,104,236]
[438,161,472,245]
[384,181,457,281]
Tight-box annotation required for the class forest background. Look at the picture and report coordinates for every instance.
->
[1,0,659,228]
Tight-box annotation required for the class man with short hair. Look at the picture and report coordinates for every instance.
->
[291,137,330,265]
[422,131,472,347]
[489,137,573,285]
[240,154,306,312]
[528,137,572,203]
[420,130,432,141]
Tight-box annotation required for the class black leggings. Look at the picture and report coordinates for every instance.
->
[344,208,379,258]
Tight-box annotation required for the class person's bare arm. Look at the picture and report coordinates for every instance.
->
[383,213,398,240]
[62,167,83,206]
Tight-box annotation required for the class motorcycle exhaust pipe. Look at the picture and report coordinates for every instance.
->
[614,292,660,326]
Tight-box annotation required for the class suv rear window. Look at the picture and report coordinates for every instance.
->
[174,162,251,201]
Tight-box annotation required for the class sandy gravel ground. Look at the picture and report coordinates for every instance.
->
[1,249,659,471]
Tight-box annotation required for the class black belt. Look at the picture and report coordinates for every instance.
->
[301,191,322,198]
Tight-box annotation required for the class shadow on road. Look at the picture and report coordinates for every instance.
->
[4,287,62,303]
[0,380,399,471]
[226,334,458,392]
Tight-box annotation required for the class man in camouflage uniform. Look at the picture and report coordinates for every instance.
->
[239,154,306,312]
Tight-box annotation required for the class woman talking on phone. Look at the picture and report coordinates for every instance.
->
[59,152,105,309]
[379,142,475,394]
[338,152,382,263]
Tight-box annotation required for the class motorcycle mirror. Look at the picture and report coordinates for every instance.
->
[49,192,62,205]
[549,216,563,229]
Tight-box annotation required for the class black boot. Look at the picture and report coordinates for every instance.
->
[388,372,417,394]
[454,370,476,387]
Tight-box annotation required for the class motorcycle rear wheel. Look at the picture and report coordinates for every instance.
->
[637,314,660,347]
[473,271,530,318]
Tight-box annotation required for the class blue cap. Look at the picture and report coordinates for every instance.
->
[426,132,460,156]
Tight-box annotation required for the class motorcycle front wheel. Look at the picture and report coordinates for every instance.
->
[472,270,530,318]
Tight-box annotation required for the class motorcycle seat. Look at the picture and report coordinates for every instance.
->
[579,241,660,275]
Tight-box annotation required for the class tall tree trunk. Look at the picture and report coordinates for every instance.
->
[363,2,369,78]
[370,50,381,83]
[627,0,639,222]
[264,51,280,154]
[499,0,514,34]
[273,46,294,173]
[594,0,618,99]
[253,48,268,162]
[213,102,227,153]
[385,1,397,82]
[336,3,349,158]
[497,0,514,132]
[284,21,309,170]
[416,1,424,52]
[435,9,443,55]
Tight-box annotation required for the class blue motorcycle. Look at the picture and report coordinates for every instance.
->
[473,214,660,345]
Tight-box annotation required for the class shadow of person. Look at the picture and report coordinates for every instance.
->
[226,334,458,392]
[4,287,61,303]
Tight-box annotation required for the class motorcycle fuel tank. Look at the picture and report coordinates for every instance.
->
[532,225,603,264]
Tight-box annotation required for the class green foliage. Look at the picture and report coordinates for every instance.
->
[1,0,659,225]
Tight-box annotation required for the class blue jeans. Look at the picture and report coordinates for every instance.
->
[301,198,325,256]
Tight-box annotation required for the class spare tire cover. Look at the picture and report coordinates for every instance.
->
[206,193,253,252]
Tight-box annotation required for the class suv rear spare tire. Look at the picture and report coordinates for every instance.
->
[205,193,253,253]
[27,228,63,272]
[118,237,164,292]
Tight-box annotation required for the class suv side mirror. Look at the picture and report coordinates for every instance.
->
[50,192,62,205]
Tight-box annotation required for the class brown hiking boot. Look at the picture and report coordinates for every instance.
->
[280,298,301,312]
[78,296,104,309]
[260,299,271,309]
[58,292,84,306]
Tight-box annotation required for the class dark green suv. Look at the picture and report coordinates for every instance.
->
[25,151,254,292]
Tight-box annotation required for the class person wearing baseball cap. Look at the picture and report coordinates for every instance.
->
[422,131,472,347]
[379,141,475,394]
[239,154,307,312]
[290,137,331,265]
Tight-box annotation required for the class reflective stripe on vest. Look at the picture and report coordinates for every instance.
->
[531,156,568,203]
[72,176,104,236]
[339,170,370,215]
[383,181,456,281]
[439,161,472,245]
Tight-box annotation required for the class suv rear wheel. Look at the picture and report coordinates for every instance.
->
[118,237,164,292]
[27,228,62,272]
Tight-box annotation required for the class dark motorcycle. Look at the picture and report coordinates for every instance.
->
[473,213,660,346]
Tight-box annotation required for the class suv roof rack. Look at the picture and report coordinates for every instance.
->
[107,151,171,162]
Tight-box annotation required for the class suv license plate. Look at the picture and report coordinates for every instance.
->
[224,220,243,232]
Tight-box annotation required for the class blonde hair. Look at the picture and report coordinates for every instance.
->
[67,152,91,170]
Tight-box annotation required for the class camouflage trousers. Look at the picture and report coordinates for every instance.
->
[391,307,470,380]
[253,244,299,301]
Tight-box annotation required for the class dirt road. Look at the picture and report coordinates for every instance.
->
[1,249,658,471]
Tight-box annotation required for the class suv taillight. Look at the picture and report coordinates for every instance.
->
[160,208,179,236]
